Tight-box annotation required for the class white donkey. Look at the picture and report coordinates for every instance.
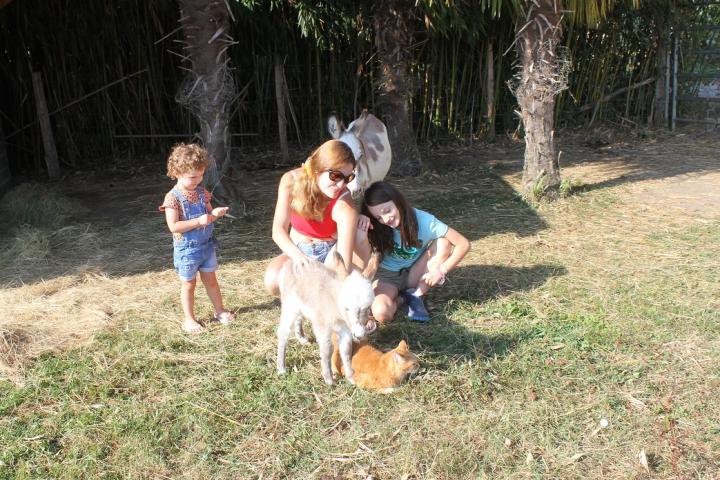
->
[276,252,377,385]
[328,110,392,195]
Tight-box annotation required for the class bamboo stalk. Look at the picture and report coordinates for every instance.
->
[485,41,495,137]
[7,69,149,140]
[0,121,10,192]
[274,54,289,163]
[31,71,60,178]
[448,35,458,132]
[316,48,323,138]
[579,77,657,113]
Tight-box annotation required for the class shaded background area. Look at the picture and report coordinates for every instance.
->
[3,125,720,289]
[0,0,688,180]
[0,143,546,286]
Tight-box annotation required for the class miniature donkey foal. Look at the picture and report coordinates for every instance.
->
[276,252,377,385]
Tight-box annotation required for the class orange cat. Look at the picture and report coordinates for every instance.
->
[331,336,420,393]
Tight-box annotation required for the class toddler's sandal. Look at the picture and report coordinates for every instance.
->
[215,311,235,325]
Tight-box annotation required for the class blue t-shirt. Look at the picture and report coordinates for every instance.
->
[380,208,449,271]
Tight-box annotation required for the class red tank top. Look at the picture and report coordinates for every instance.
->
[290,190,348,239]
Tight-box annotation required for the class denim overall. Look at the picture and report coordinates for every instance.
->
[172,187,218,281]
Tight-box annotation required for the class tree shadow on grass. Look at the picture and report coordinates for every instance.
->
[366,263,566,367]
[557,134,720,193]
[233,299,279,315]
[433,263,567,305]
[401,168,546,243]
[1,163,548,287]
[372,320,527,373]
[433,129,720,197]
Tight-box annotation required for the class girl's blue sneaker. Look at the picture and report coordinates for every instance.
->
[403,291,430,322]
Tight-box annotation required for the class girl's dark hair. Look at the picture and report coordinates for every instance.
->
[361,181,419,257]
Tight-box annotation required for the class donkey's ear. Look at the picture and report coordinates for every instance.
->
[360,252,380,280]
[330,251,350,279]
[327,114,344,139]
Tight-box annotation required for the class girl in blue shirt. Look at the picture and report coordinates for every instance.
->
[361,181,470,322]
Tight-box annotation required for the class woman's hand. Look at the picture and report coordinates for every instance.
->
[291,253,311,274]
[357,214,373,232]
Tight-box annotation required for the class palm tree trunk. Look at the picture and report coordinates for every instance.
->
[177,0,236,198]
[513,0,567,201]
[373,0,421,176]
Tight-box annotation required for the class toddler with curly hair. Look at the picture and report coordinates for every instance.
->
[159,143,234,333]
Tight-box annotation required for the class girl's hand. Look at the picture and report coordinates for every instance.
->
[211,207,229,218]
[357,214,373,232]
[421,268,446,287]
[198,214,212,226]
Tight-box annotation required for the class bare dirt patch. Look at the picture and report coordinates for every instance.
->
[560,128,720,218]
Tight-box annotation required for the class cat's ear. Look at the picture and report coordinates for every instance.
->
[393,352,405,363]
[396,340,409,352]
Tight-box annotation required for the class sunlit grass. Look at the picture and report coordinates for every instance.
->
[2,140,720,478]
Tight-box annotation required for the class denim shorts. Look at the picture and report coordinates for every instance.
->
[295,239,336,263]
[174,240,218,281]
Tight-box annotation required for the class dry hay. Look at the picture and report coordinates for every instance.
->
[0,182,89,229]
[0,171,281,384]
[0,183,102,283]
[0,269,153,383]
[0,327,33,383]
[0,181,170,383]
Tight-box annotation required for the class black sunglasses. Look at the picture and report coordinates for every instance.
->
[327,169,356,184]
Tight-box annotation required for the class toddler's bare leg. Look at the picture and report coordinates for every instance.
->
[199,271,224,314]
[180,277,204,333]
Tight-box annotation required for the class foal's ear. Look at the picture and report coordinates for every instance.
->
[330,251,350,279]
[360,252,380,280]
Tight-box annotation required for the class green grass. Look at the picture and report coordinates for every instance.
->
[2,165,720,479]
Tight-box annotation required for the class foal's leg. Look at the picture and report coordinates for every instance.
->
[316,331,335,385]
[276,302,300,375]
